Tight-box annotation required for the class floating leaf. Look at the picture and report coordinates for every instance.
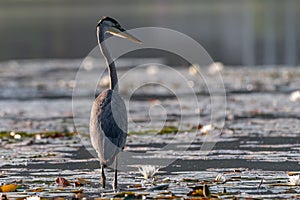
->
[71,188,83,193]
[158,191,172,195]
[158,126,178,135]
[77,178,90,184]
[187,185,211,197]
[154,195,181,199]
[188,189,203,196]
[269,183,290,187]
[114,191,136,198]
[74,177,90,186]
[56,177,71,187]
[74,181,83,187]
[28,187,44,192]
[182,178,199,182]
[288,172,300,176]
[147,184,169,191]
[128,184,143,188]
[0,184,18,192]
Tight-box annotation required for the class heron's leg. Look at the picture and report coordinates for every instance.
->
[113,155,118,191]
[101,164,106,188]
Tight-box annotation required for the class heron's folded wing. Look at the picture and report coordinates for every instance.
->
[99,90,128,150]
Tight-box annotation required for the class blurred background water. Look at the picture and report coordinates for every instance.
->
[0,0,299,65]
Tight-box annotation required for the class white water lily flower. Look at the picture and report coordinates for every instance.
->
[289,175,299,186]
[290,91,300,102]
[138,165,159,179]
[14,134,21,139]
[146,65,159,75]
[26,196,41,200]
[200,124,214,134]
[215,173,226,182]
[208,62,224,75]
[189,64,200,76]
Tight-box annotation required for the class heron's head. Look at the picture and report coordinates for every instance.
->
[97,16,142,44]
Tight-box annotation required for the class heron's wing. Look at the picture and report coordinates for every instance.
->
[99,90,127,149]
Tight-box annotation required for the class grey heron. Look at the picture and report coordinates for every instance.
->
[90,16,141,189]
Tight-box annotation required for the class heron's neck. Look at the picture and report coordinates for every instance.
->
[97,27,119,91]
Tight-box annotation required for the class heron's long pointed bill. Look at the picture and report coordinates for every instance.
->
[108,27,142,44]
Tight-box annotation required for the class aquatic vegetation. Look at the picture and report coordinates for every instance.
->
[157,126,178,135]
[0,131,34,139]
[127,126,196,136]
[0,131,75,141]
[128,126,179,135]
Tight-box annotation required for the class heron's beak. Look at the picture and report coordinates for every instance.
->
[107,27,142,44]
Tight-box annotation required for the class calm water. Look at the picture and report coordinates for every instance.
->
[0,59,300,199]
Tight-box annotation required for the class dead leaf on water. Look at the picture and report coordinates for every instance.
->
[154,195,181,199]
[77,177,90,184]
[187,188,203,196]
[56,177,71,187]
[0,184,18,192]
[269,183,290,187]
[71,188,83,193]
[128,183,143,188]
[288,172,300,176]
[28,187,45,192]
[187,185,213,198]
[114,191,136,198]
[183,178,199,182]
[74,178,90,187]
[74,181,83,187]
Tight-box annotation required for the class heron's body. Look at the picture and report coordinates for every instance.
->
[90,89,127,167]
[90,16,141,190]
